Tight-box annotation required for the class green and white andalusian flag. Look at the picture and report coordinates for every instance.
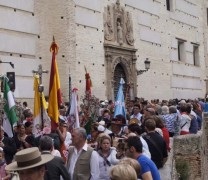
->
[3,77,18,137]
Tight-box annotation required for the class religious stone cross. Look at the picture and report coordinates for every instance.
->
[32,64,48,128]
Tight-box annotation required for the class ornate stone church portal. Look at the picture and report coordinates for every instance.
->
[104,0,137,100]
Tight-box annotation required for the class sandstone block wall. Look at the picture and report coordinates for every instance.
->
[172,113,208,180]
[1,0,208,107]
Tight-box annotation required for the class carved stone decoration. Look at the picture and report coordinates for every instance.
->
[104,1,137,100]
[117,21,123,45]
[103,0,134,47]
[115,0,123,14]
[125,12,134,46]
[104,6,114,41]
[114,0,124,46]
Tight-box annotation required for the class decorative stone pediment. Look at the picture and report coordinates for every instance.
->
[103,0,134,46]
[104,0,137,100]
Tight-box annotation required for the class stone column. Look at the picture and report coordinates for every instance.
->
[105,53,113,99]
[132,55,137,98]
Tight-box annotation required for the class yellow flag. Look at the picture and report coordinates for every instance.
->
[33,75,49,136]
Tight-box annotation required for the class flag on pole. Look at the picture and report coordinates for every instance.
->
[3,77,18,137]
[69,88,80,128]
[114,78,126,118]
[48,37,62,131]
[85,66,92,97]
[33,75,49,136]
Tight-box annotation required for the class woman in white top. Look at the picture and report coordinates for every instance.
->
[97,135,120,180]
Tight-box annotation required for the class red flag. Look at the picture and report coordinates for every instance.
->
[48,37,62,131]
[85,66,92,97]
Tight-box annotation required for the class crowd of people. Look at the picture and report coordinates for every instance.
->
[0,97,206,180]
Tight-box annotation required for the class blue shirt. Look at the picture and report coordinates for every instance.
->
[204,103,208,112]
[137,154,161,180]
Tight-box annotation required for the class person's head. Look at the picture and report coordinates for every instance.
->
[128,123,142,135]
[96,133,108,149]
[161,105,169,115]
[155,104,162,115]
[180,104,187,113]
[23,101,28,108]
[119,158,141,177]
[169,106,177,114]
[24,121,33,135]
[125,136,143,159]
[99,135,111,151]
[111,114,126,134]
[5,147,53,180]
[13,122,18,133]
[133,104,140,115]
[110,164,137,180]
[116,140,125,158]
[145,118,156,132]
[39,136,53,152]
[0,147,5,163]
[129,100,135,107]
[186,103,192,114]
[102,109,110,119]
[143,107,156,117]
[72,128,87,147]
[17,123,26,134]
[151,115,164,129]
[96,124,105,133]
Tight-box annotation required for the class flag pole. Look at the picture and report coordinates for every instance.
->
[32,65,48,129]
[48,36,62,131]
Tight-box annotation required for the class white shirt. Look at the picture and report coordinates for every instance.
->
[64,132,72,149]
[51,149,61,157]
[130,113,142,125]
[180,114,191,132]
[97,147,119,180]
[68,143,100,180]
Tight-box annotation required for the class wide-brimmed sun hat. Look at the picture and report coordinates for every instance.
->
[6,147,54,171]
[129,118,139,125]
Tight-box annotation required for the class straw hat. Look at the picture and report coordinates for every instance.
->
[111,115,126,126]
[129,118,139,125]
[6,147,54,171]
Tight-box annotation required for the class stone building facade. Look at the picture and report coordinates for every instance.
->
[0,0,208,103]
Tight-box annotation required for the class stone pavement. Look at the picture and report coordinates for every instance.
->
[159,138,173,180]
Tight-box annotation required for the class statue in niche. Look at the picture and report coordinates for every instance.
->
[115,0,122,13]
[125,12,134,45]
[104,6,113,41]
[117,21,123,45]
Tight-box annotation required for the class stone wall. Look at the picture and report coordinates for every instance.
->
[1,0,208,105]
[172,113,208,180]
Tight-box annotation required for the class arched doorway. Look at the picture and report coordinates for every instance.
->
[113,63,127,100]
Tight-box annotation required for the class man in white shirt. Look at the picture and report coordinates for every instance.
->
[67,128,100,180]
[130,104,142,125]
